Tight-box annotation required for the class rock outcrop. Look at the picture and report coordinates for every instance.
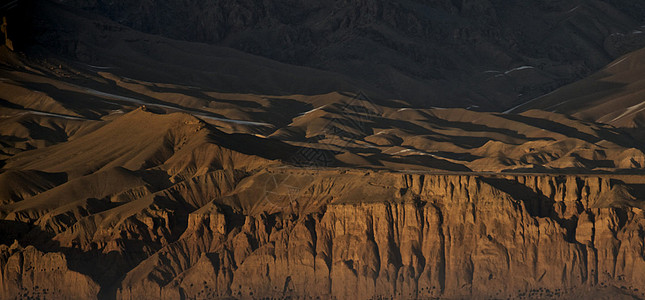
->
[0,242,100,299]
[19,169,632,299]
[2,167,645,299]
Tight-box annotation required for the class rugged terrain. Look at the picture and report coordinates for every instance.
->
[36,0,645,109]
[2,0,645,299]
[510,45,645,129]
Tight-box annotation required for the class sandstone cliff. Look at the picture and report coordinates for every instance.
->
[0,241,99,299]
[47,170,645,299]
[2,164,645,299]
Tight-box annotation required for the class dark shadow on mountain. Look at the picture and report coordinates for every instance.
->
[481,176,581,242]
[594,127,645,152]
[208,125,343,167]
[418,111,548,142]
[570,153,616,169]
[373,153,472,172]
[432,151,482,162]
[498,114,603,144]
[0,97,25,109]
[0,219,31,245]
[480,177,555,218]
[9,81,121,119]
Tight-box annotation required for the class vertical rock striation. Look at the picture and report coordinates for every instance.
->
[1,170,644,298]
[111,172,645,299]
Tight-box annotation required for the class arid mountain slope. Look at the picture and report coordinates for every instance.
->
[2,67,645,299]
[510,45,645,129]
[3,56,645,173]
[37,0,645,109]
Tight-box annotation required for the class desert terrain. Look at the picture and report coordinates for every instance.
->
[2,0,645,299]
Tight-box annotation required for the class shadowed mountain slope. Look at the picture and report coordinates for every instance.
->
[33,0,645,109]
[510,45,645,129]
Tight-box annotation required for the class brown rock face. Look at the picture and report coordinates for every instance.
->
[48,170,637,300]
[0,242,100,299]
[2,165,645,299]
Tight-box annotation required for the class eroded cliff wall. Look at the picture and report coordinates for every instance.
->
[105,172,645,299]
[1,170,644,299]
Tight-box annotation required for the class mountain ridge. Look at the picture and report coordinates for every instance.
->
[2,0,645,299]
[35,0,645,109]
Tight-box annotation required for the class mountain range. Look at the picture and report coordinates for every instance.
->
[2,0,645,299]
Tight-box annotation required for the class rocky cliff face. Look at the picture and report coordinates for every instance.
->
[159,172,643,299]
[4,168,640,299]
[0,242,100,299]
